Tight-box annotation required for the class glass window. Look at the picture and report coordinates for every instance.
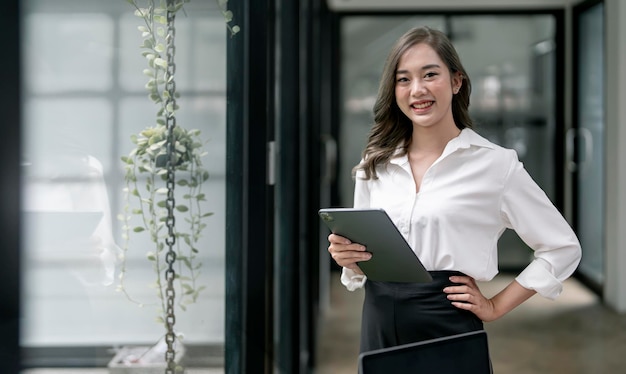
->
[21,0,227,368]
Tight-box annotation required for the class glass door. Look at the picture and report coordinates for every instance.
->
[573,0,605,289]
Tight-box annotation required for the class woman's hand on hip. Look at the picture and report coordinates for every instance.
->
[327,233,371,275]
[443,275,498,322]
[446,276,537,322]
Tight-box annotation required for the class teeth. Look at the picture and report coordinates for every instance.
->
[413,102,433,109]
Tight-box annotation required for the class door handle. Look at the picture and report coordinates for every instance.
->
[578,127,593,174]
[566,128,577,172]
[565,128,594,174]
[321,134,337,185]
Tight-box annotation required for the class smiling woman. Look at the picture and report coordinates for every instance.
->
[339,13,563,270]
[327,25,581,366]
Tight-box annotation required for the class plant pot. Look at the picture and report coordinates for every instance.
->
[108,337,186,374]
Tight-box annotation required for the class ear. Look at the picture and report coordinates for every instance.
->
[451,71,463,94]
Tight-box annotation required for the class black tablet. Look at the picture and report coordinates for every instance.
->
[319,208,432,283]
[358,330,491,374]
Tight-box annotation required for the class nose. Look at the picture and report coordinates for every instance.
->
[410,79,427,96]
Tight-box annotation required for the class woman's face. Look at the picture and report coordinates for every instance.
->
[394,43,462,131]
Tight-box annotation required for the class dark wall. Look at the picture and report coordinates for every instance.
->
[0,0,21,373]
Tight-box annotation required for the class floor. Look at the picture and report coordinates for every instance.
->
[21,272,626,374]
[315,271,626,374]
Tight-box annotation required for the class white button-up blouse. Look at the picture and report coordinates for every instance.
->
[341,128,582,300]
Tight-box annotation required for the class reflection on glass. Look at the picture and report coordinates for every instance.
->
[21,0,227,368]
[340,14,557,268]
[24,13,114,93]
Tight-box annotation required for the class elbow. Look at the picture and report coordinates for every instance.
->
[561,240,583,280]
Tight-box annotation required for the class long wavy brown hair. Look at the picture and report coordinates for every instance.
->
[354,26,473,180]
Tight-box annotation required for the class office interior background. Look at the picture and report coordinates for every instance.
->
[1,0,626,373]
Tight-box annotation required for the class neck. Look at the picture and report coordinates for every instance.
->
[409,123,462,154]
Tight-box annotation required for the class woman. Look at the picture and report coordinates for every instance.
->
[327,26,582,354]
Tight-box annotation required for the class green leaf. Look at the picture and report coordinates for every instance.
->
[134,8,148,17]
[222,10,233,22]
[154,15,167,25]
[176,205,189,212]
[133,226,146,233]
[154,57,168,68]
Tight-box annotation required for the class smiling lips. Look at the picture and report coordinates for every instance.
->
[411,101,434,110]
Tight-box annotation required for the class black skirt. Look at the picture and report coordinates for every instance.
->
[360,270,485,353]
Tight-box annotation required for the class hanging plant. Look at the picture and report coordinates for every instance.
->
[111,0,238,372]
[118,0,212,322]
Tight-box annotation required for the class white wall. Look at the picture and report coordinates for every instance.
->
[604,0,626,313]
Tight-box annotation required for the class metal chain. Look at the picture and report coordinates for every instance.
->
[164,1,178,373]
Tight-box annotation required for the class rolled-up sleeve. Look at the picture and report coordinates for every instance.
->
[341,268,367,291]
[500,153,582,299]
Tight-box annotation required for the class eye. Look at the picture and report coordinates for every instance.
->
[424,72,438,79]
[396,76,409,83]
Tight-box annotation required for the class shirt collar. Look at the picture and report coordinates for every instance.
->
[389,128,494,166]
[455,128,495,150]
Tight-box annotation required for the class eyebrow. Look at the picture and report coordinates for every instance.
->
[396,64,442,74]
